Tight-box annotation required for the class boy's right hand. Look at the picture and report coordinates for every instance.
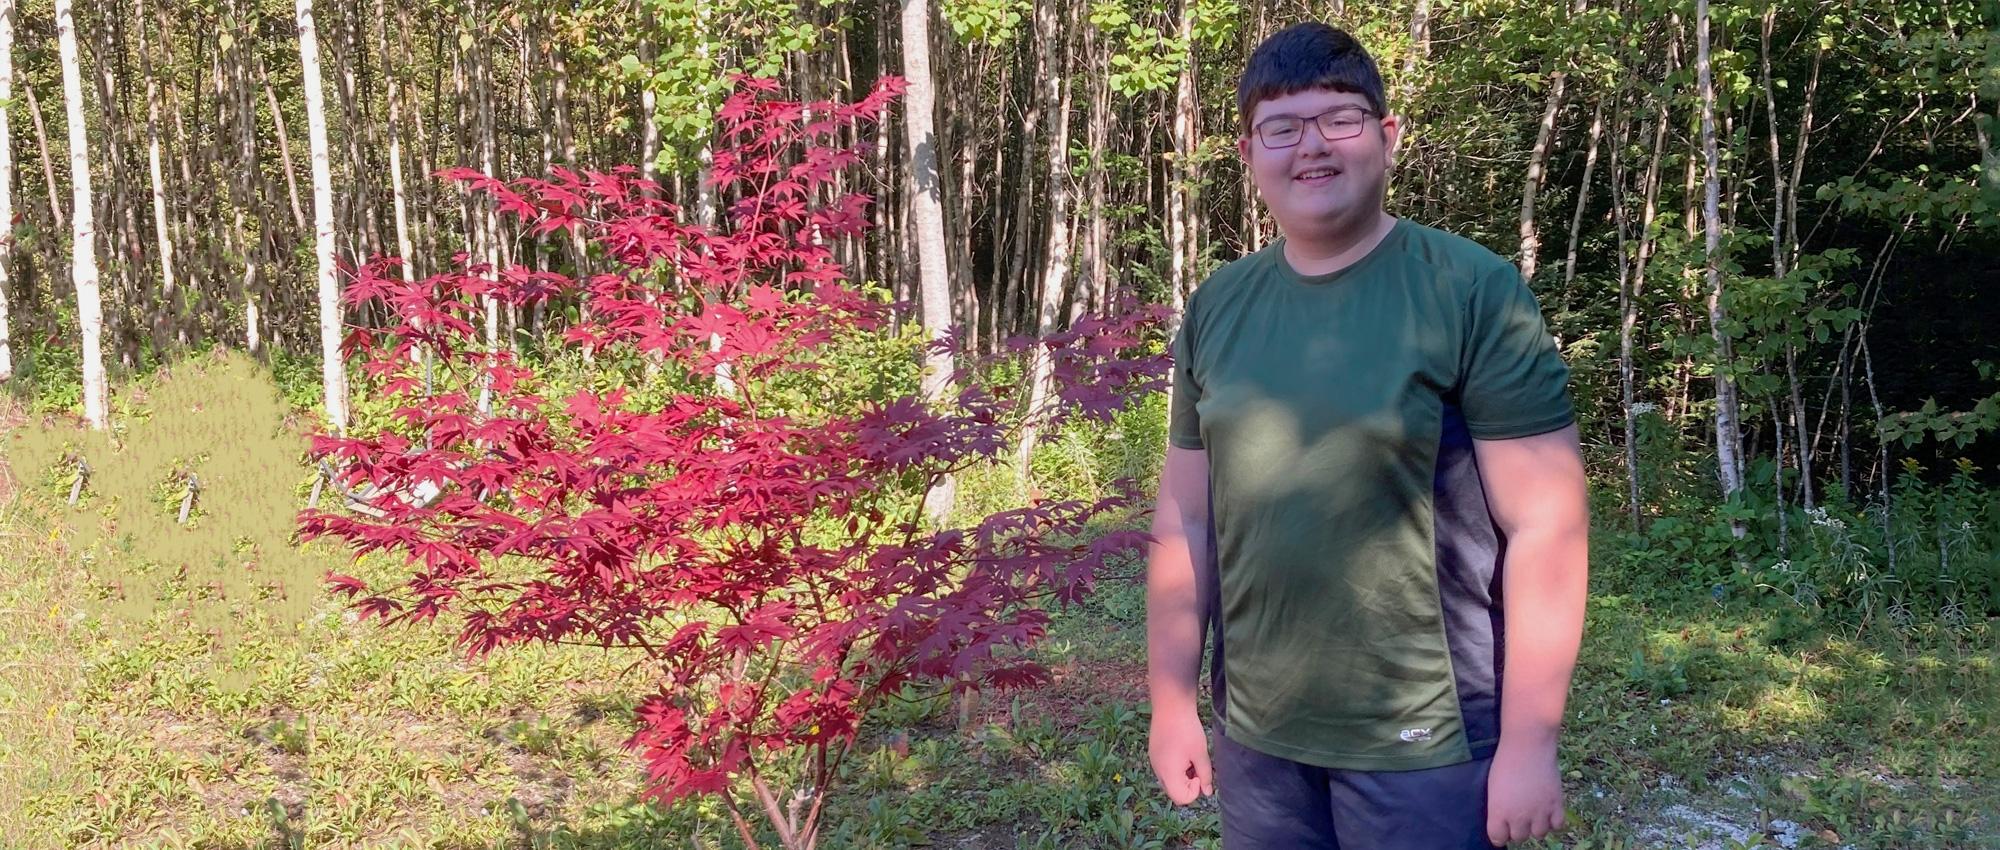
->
[1147,705,1214,804]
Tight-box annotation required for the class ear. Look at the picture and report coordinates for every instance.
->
[1380,112,1403,167]
[1236,134,1250,162]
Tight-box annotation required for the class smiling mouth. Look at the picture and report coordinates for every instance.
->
[1294,168,1342,183]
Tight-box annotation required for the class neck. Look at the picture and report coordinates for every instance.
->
[1281,211,1398,276]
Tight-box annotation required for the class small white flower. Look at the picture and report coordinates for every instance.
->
[1807,507,1847,530]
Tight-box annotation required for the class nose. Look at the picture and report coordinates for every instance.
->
[1296,122,1334,156]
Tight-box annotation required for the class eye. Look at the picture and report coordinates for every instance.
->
[1264,122,1302,140]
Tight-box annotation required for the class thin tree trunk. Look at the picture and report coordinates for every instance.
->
[260,58,310,234]
[92,4,143,366]
[1758,5,1786,282]
[637,4,660,194]
[205,49,230,334]
[1697,0,1744,507]
[945,42,978,354]
[1017,0,1075,478]
[0,0,13,381]
[1516,58,1570,283]
[549,23,589,279]
[1772,401,1789,554]
[23,83,62,233]
[1561,99,1604,292]
[1757,5,1816,511]
[333,3,381,260]
[227,0,263,355]
[420,22,444,271]
[378,0,414,287]
[298,0,348,432]
[1858,333,1894,575]
[474,9,502,367]
[57,0,109,428]
[1080,21,1111,321]
[1168,0,1200,308]
[136,0,176,354]
[1397,0,1432,108]
[158,9,195,345]
[693,0,717,227]
[901,0,955,522]
[1001,48,1041,345]
[1611,102,1643,530]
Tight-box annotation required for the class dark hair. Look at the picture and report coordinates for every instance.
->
[1237,23,1388,132]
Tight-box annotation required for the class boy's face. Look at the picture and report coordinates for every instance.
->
[1237,87,1400,237]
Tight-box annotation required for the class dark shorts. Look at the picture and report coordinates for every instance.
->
[1213,727,1499,850]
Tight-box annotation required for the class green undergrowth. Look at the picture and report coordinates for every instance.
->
[1,354,1994,849]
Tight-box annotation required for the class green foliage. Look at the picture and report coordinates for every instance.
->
[1085,0,1208,97]
[1882,363,2000,449]
[943,0,1030,45]
[266,348,326,415]
[15,339,86,417]
[1623,643,1693,698]
[1816,169,1998,233]
[624,0,819,174]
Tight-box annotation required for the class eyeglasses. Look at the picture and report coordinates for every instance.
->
[1253,106,1380,149]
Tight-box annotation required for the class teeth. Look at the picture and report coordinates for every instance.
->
[1297,170,1338,179]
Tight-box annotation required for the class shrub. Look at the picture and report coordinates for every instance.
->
[297,76,1169,849]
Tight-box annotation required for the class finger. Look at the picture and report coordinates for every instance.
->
[1487,817,1507,847]
[1542,806,1567,836]
[1193,749,1214,797]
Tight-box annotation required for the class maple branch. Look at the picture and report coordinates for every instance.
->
[722,791,766,850]
[799,726,868,848]
[744,758,800,849]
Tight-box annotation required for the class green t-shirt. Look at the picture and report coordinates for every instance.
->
[1168,217,1574,770]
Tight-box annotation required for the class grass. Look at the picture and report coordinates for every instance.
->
[2,356,1997,849]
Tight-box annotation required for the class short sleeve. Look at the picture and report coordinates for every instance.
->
[1168,315,1205,449]
[1457,264,1575,440]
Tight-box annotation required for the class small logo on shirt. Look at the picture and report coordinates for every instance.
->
[1398,727,1433,743]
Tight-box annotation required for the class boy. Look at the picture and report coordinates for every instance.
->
[1145,22,1589,849]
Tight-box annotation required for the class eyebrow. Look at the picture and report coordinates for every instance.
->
[1259,105,1370,121]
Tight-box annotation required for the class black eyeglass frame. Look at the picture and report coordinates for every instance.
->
[1252,106,1382,149]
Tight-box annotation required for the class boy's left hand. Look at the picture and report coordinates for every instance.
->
[1485,738,1566,846]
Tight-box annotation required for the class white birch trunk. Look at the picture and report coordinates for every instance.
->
[298,0,348,433]
[1397,0,1432,108]
[1516,71,1567,283]
[637,5,659,194]
[1697,0,1744,500]
[1016,2,1075,478]
[1168,0,1199,309]
[57,0,108,427]
[900,0,956,521]
[378,0,414,287]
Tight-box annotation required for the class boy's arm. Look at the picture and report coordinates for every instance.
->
[1146,445,1213,805]
[1472,423,1589,844]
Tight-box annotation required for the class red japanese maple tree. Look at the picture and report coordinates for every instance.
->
[298,77,1168,848]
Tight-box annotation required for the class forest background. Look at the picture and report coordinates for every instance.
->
[0,0,1997,847]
